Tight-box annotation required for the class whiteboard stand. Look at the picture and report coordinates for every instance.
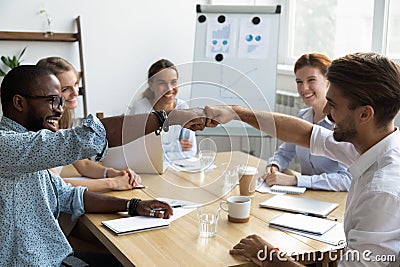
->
[191,4,280,159]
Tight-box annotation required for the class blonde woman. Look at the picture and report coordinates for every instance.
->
[37,57,141,191]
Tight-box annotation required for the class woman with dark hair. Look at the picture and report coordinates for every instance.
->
[129,59,197,160]
[262,53,351,191]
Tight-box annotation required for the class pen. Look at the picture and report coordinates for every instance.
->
[151,205,182,212]
[300,212,338,221]
[176,164,196,168]
[132,185,146,190]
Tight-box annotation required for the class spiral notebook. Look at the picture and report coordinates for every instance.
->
[270,185,306,194]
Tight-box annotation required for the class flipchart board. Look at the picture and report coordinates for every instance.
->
[190,4,281,133]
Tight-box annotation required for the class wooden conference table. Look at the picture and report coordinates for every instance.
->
[63,151,347,267]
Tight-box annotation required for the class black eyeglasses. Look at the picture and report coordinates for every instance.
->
[21,95,65,110]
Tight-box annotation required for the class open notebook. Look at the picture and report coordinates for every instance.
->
[102,198,198,235]
[102,207,195,235]
[102,216,169,235]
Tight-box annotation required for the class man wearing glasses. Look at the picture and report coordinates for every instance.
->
[0,65,206,266]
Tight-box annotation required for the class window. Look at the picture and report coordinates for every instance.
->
[285,0,374,64]
[209,0,398,64]
[387,0,400,60]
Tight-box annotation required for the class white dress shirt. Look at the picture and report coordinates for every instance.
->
[267,108,351,191]
[311,126,400,266]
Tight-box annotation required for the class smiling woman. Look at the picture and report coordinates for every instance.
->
[128,59,197,161]
[262,53,352,192]
[36,57,141,192]
[36,57,79,129]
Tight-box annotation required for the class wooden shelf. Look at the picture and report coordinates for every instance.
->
[0,16,88,117]
[0,31,78,42]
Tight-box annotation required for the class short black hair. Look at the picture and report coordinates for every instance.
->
[1,65,54,110]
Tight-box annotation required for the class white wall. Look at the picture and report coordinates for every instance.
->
[0,0,206,117]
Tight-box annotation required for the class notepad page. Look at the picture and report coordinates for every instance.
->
[102,207,195,235]
[102,216,169,235]
[270,185,306,194]
[271,223,346,246]
[269,213,336,235]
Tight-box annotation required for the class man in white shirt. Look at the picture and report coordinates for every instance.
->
[204,52,400,266]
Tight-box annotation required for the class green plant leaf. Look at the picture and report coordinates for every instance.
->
[16,47,27,61]
[0,68,7,77]
[0,47,27,74]
[10,56,18,68]
[1,56,10,67]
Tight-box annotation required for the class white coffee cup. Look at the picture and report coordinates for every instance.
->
[237,166,258,196]
[220,196,251,223]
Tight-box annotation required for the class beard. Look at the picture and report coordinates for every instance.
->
[333,116,358,143]
[26,115,46,132]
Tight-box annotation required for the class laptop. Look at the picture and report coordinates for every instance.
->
[102,133,167,174]
[259,195,339,217]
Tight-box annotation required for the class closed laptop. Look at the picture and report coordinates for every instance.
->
[260,195,338,217]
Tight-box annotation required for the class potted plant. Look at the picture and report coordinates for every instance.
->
[0,47,27,76]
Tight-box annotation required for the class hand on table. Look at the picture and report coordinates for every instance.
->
[262,165,297,186]
[106,168,141,190]
[230,234,302,266]
[230,234,275,266]
[179,139,193,151]
[136,200,173,219]
[125,168,141,186]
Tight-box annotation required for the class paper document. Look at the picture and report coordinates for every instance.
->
[255,179,285,194]
[169,157,216,172]
[269,214,346,246]
[156,197,200,209]
[102,206,195,235]
[269,213,336,235]
[102,216,169,235]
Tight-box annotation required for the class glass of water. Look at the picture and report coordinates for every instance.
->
[197,206,220,237]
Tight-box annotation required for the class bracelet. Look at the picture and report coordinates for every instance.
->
[103,167,109,178]
[128,198,141,216]
[152,110,169,135]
